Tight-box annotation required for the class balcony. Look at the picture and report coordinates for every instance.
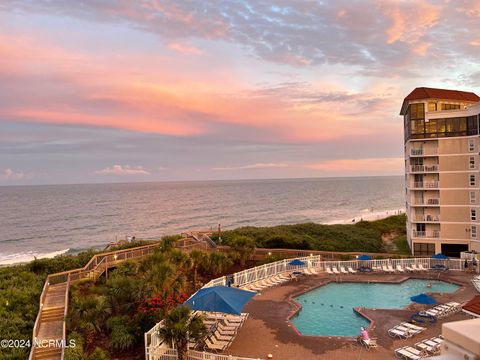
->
[412,198,440,206]
[413,230,440,238]
[411,181,439,189]
[413,215,440,222]
[410,148,438,157]
[410,165,439,173]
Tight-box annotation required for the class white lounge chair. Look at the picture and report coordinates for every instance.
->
[326,267,333,275]
[401,323,425,332]
[411,264,420,271]
[382,265,389,272]
[340,266,349,274]
[348,266,357,274]
[388,328,411,339]
[388,264,396,273]
[332,267,340,275]
[418,264,427,271]
[205,337,229,352]
[405,265,414,272]
[396,265,405,272]
[394,346,423,360]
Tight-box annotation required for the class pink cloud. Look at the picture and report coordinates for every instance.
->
[1,168,25,180]
[213,163,288,171]
[306,157,404,174]
[167,42,203,56]
[94,165,150,175]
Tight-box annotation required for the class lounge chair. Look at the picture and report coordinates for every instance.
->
[396,265,405,272]
[360,337,378,350]
[205,337,229,352]
[418,264,427,272]
[348,266,357,274]
[415,340,439,355]
[382,265,389,272]
[388,328,411,339]
[394,346,424,359]
[326,267,334,275]
[401,323,425,332]
[405,264,414,272]
[332,267,340,275]
[340,266,349,274]
[388,264,396,273]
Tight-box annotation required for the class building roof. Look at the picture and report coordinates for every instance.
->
[400,87,480,114]
[462,295,480,317]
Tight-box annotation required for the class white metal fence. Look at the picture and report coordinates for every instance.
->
[146,255,466,359]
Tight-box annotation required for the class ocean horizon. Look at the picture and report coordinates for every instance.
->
[0,176,405,265]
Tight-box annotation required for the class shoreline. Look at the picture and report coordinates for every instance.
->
[0,209,406,267]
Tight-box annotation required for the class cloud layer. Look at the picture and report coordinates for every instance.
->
[0,1,479,183]
[94,165,150,176]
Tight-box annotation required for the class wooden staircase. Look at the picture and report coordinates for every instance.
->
[29,242,163,359]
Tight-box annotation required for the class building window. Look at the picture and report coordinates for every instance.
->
[472,225,477,239]
[470,191,477,204]
[470,156,476,169]
[428,102,437,112]
[470,174,476,187]
[441,103,461,111]
[469,139,476,152]
[471,209,477,221]
[413,243,436,256]
[410,103,425,120]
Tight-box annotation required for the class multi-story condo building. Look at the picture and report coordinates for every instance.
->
[401,87,480,257]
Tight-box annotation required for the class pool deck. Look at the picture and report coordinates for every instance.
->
[224,271,478,360]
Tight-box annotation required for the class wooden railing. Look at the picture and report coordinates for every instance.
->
[29,280,49,360]
[30,242,163,359]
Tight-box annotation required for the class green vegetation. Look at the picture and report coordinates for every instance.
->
[211,214,407,253]
[0,215,408,359]
[157,306,206,360]
[65,244,238,359]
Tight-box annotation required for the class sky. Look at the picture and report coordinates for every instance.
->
[1,0,480,185]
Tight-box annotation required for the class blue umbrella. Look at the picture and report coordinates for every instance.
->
[358,254,372,261]
[431,253,448,260]
[288,259,306,266]
[184,286,255,315]
[410,293,437,305]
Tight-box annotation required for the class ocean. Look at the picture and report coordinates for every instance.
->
[0,176,405,265]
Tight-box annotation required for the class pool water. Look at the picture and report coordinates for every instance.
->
[291,279,459,336]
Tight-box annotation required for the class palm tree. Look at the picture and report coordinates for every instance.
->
[229,235,256,266]
[189,250,207,288]
[157,306,206,360]
[208,252,233,277]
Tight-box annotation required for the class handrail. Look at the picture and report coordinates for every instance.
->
[30,241,164,359]
[60,274,70,360]
[29,280,49,360]
[48,242,162,284]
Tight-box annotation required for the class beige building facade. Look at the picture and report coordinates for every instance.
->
[401,87,480,257]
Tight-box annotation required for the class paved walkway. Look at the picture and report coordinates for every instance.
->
[225,272,477,360]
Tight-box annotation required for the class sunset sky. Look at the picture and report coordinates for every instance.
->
[1,0,480,185]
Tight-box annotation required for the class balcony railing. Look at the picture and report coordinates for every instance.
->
[414,215,440,222]
[412,198,440,206]
[413,230,440,238]
[410,148,438,156]
[410,165,439,173]
[411,181,439,189]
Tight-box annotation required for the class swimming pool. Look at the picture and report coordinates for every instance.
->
[291,279,459,336]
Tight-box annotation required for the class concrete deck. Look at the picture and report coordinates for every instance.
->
[224,271,478,360]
